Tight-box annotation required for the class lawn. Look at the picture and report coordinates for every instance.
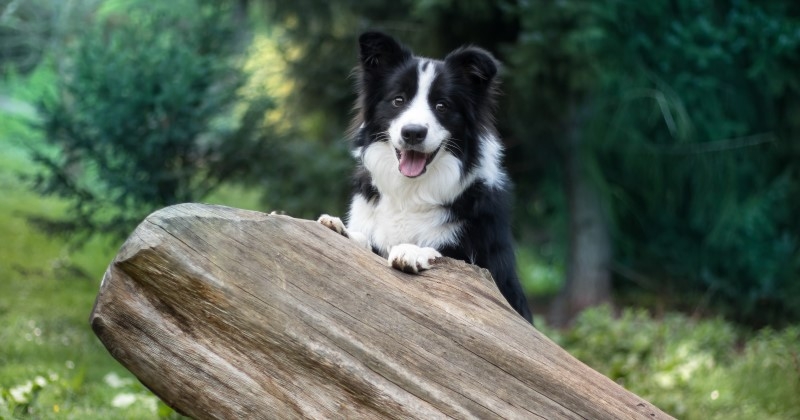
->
[0,173,165,419]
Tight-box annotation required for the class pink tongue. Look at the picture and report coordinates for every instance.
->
[399,150,428,177]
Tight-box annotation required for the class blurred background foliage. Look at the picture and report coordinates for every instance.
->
[1,0,799,418]
[30,0,276,238]
[264,0,800,327]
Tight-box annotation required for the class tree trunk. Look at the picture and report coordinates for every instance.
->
[90,203,668,419]
[550,101,612,327]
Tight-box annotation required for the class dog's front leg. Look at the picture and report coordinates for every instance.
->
[317,214,370,250]
[318,216,440,273]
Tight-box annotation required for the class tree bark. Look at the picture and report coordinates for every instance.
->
[90,203,668,420]
[550,101,612,327]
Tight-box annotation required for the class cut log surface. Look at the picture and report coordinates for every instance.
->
[90,203,672,420]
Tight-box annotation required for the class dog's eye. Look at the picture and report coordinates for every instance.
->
[392,96,405,107]
[435,102,447,113]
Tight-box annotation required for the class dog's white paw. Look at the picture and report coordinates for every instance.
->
[318,214,348,237]
[388,244,442,274]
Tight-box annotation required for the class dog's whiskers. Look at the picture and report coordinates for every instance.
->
[373,131,391,143]
[444,138,464,155]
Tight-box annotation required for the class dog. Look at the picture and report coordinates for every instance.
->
[319,31,532,322]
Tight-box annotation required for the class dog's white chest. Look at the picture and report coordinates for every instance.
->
[347,195,460,256]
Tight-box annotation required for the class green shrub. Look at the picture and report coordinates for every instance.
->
[727,327,800,418]
[32,0,273,240]
[545,306,800,419]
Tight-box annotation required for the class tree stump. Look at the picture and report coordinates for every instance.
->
[90,203,672,419]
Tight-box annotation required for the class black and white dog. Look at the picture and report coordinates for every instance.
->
[319,32,532,322]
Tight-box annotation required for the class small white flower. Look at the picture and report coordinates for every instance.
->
[9,381,33,403]
[653,372,675,389]
[140,395,159,413]
[104,372,132,388]
[111,393,137,408]
[34,376,47,387]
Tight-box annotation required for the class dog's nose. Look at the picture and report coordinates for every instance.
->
[400,124,428,145]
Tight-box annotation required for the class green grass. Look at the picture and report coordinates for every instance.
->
[0,158,165,418]
[0,68,178,418]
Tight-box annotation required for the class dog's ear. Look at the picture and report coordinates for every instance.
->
[359,31,412,74]
[444,47,499,89]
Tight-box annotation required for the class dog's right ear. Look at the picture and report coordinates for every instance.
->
[359,32,411,74]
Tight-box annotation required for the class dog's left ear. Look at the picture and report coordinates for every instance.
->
[359,31,412,73]
[444,47,499,89]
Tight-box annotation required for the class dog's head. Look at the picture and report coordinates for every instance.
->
[354,31,500,180]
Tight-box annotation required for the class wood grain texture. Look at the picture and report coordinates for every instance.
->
[90,203,672,420]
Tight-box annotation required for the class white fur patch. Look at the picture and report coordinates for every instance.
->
[387,61,449,154]
[362,141,464,205]
[349,133,509,256]
[474,132,508,188]
[351,141,465,255]
[388,243,441,273]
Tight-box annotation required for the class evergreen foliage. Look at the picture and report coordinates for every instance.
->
[507,0,800,325]
[31,0,274,239]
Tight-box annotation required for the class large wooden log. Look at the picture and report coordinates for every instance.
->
[90,203,671,419]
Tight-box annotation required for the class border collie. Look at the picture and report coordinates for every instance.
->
[319,31,532,322]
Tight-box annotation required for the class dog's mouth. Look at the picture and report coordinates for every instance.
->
[395,147,439,178]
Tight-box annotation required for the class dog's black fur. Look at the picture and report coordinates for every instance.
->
[321,32,532,322]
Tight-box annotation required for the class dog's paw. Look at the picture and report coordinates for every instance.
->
[317,214,348,238]
[388,244,442,274]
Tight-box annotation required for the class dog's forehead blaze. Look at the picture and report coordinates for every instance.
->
[396,62,439,129]
[414,60,438,102]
